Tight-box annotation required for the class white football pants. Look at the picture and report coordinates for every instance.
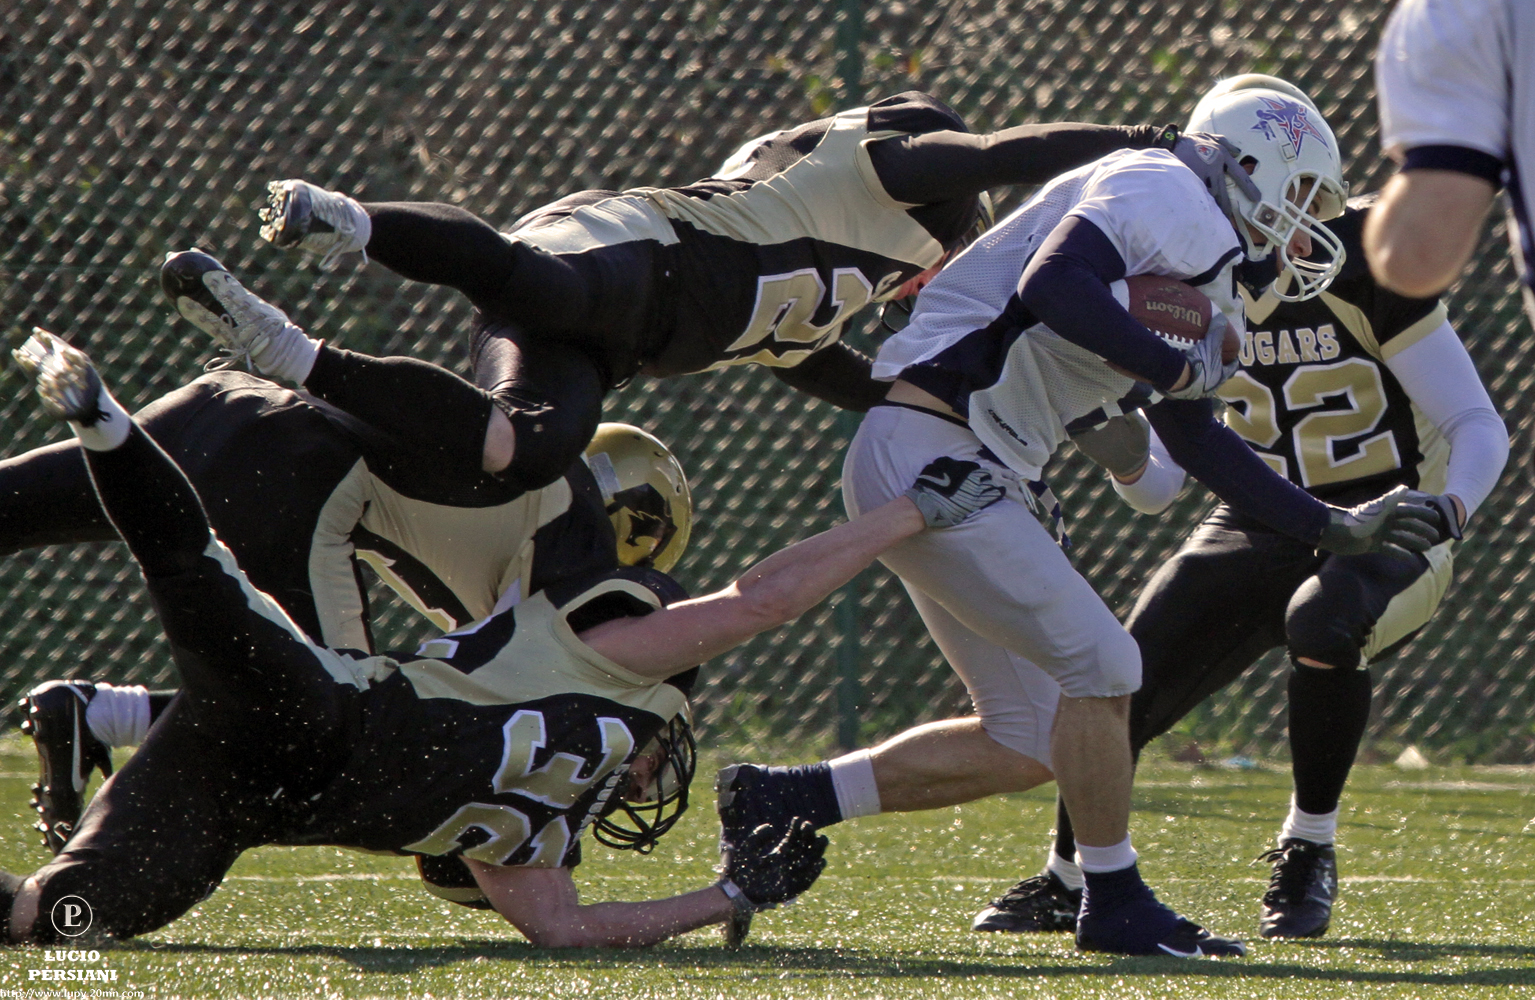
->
[842,404,1142,769]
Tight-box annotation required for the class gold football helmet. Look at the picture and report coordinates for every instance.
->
[584,423,692,573]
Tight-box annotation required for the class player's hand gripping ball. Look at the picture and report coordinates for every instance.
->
[1123,274,1240,364]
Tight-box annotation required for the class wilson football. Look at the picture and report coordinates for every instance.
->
[1124,273,1240,364]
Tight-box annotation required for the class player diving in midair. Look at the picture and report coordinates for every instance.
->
[159,92,1255,494]
[708,82,1445,956]
[972,76,1509,942]
[0,330,1006,947]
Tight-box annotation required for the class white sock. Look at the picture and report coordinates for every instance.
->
[257,329,321,384]
[827,750,882,820]
[72,385,132,452]
[1075,836,1138,874]
[84,684,151,748]
[1046,850,1085,891]
[1280,796,1338,845]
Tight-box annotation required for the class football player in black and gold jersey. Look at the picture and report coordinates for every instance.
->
[975,187,1509,940]
[162,92,1254,495]
[0,364,681,853]
[1,331,1003,947]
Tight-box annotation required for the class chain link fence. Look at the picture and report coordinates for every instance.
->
[1,0,1532,761]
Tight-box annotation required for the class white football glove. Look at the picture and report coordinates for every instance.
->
[1164,311,1239,400]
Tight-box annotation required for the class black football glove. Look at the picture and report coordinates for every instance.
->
[1401,490,1464,544]
[720,818,828,911]
[1317,486,1440,559]
[904,457,1005,528]
[1159,127,1263,223]
[1164,311,1238,400]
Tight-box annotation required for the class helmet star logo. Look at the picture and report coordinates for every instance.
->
[1251,97,1327,155]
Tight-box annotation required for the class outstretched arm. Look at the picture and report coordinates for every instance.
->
[581,460,1002,677]
[468,862,734,948]
[868,123,1168,203]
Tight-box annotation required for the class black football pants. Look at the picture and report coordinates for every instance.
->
[0,373,367,647]
[20,428,357,943]
[299,196,658,494]
[1051,504,1431,858]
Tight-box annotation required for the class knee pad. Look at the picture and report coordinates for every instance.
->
[1285,583,1365,670]
[493,393,600,493]
[20,854,211,943]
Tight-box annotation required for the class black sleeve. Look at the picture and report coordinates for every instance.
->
[867,123,1167,205]
[772,341,889,411]
[1148,399,1330,544]
[1017,215,1188,390]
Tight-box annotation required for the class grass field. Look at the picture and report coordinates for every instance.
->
[0,736,1532,999]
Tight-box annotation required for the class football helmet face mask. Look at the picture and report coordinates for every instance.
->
[584,424,693,573]
[1186,83,1348,301]
[592,714,697,853]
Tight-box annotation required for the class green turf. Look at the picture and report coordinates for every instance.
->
[0,735,1533,999]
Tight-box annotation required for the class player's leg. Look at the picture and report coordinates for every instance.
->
[1262,542,1453,939]
[15,333,358,791]
[7,698,273,943]
[259,182,657,364]
[1037,511,1318,908]
[161,251,607,493]
[716,587,1058,838]
[842,405,1243,956]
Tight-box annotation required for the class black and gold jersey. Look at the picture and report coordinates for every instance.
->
[514,93,968,377]
[1216,196,1449,505]
[288,573,686,869]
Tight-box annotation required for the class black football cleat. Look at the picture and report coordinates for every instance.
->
[1076,875,1245,957]
[972,872,1082,933]
[20,681,113,853]
[1257,838,1337,938]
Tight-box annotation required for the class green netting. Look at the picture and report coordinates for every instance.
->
[1,0,1531,760]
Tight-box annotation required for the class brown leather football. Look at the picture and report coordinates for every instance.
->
[1124,273,1240,365]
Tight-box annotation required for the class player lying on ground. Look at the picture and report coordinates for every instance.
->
[0,363,685,852]
[1,331,1005,948]
[163,92,1255,495]
[970,77,1510,942]
[712,81,1444,958]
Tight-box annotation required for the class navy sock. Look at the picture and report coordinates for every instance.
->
[761,763,844,829]
[1081,863,1152,917]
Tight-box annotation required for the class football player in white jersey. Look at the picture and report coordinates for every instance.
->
[1367,0,1535,323]
[713,87,1443,957]
[970,80,1509,942]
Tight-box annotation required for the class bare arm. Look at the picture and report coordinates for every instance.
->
[1364,170,1498,298]
[468,861,732,948]
[581,496,927,678]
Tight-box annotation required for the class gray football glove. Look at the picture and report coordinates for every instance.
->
[1071,413,1151,480]
[1317,486,1440,559]
[904,457,1005,528]
[720,818,828,911]
[1166,129,1263,222]
[1163,311,1239,400]
[1401,489,1464,544]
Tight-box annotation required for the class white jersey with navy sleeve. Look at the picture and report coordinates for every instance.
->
[872,148,1243,479]
[1376,0,1535,294]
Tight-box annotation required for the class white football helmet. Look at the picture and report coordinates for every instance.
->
[1186,77,1348,301]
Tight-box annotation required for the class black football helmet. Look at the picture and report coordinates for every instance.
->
[592,713,697,853]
